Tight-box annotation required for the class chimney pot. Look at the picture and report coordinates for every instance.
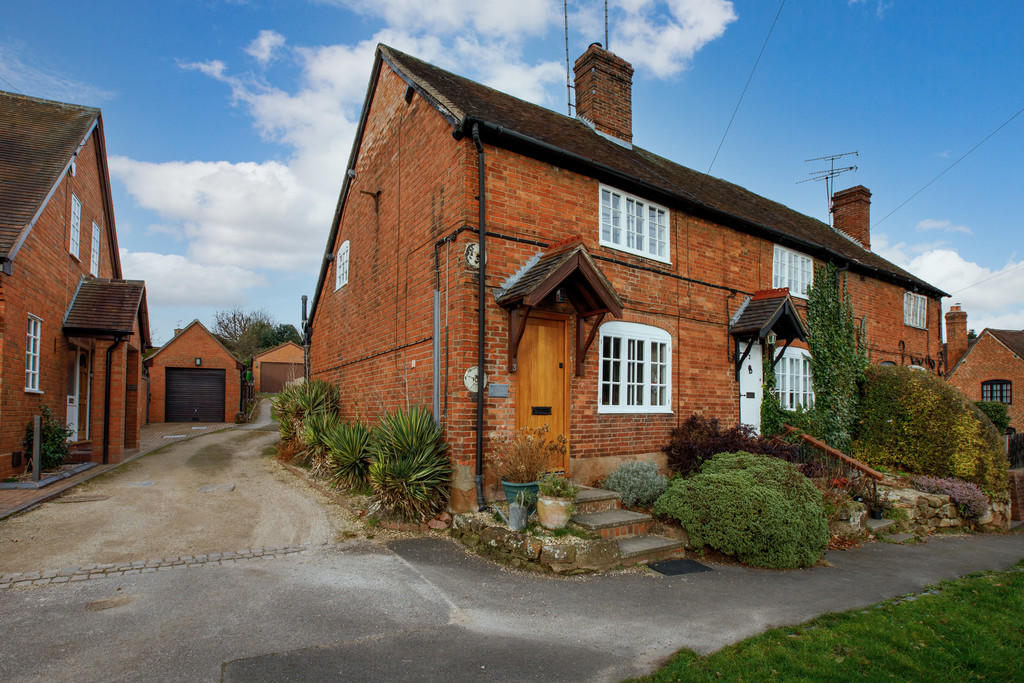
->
[832,185,872,250]
[573,43,634,143]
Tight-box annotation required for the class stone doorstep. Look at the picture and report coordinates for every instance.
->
[574,487,622,515]
[617,534,686,564]
[572,509,652,539]
[865,517,895,534]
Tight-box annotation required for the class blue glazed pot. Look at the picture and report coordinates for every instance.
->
[500,480,539,515]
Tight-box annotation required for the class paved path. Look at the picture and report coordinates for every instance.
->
[0,530,1020,681]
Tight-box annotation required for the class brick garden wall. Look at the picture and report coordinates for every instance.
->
[146,324,241,424]
[0,127,143,477]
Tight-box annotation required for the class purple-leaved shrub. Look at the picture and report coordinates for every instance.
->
[911,475,989,520]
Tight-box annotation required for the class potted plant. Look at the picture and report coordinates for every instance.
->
[537,473,579,530]
[491,425,566,514]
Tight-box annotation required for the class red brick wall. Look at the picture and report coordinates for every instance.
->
[146,323,241,423]
[947,332,1024,430]
[309,61,945,510]
[0,126,142,477]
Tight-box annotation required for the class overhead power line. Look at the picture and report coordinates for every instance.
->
[950,260,1024,295]
[874,103,1024,228]
[706,0,786,175]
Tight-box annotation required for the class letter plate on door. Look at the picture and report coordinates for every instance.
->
[531,406,552,415]
[745,392,756,399]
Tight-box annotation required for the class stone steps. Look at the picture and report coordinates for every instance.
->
[572,509,652,539]
[616,535,686,565]
[866,517,895,534]
[571,486,686,565]
[574,486,622,515]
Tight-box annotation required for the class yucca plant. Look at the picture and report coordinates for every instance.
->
[271,383,303,443]
[327,421,374,489]
[295,379,340,419]
[299,410,342,476]
[368,406,451,521]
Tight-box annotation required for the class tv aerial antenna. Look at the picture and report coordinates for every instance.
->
[798,151,858,226]
[563,1,611,116]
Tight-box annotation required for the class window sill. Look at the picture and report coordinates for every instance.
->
[24,388,44,395]
[598,240,671,266]
[597,407,673,415]
[904,323,928,330]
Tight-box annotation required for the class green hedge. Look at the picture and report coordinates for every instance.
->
[853,365,1008,498]
[975,401,1010,434]
[652,452,828,569]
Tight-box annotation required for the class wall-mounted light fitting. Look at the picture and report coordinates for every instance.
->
[194,357,202,366]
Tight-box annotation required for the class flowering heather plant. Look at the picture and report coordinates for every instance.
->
[911,475,990,520]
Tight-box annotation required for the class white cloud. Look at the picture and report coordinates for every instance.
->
[874,234,1024,333]
[916,218,972,234]
[0,44,113,103]
[245,30,286,65]
[331,0,558,38]
[120,250,265,307]
[611,0,737,78]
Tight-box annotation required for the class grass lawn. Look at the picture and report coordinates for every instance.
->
[636,562,1024,682]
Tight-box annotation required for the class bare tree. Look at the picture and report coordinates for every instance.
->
[213,308,275,360]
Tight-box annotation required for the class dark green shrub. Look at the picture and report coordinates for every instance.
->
[853,365,1008,498]
[601,461,667,507]
[327,421,373,488]
[368,406,451,521]
[653,452,828,569]
[975,401,1010,434]
[24,406,73,471]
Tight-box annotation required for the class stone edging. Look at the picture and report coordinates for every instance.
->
[0,543,343,590]
[0,462,98,490]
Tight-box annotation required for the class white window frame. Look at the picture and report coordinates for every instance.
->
[70,194,81,258]
[599,185,670,263]
[775,347,813,411]
[26,315,42,392]
[90,222,100,276]
[598,321,672,414]
[904,292,927,329]
[772,245,814,299]
[335,240,350,290]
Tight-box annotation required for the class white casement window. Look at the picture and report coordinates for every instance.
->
[70,194,81,257]
[598,321,672,413]
[599,185,669,263]
[904,292,927,329]
[90,222,100,276]
[26,315,41,392]
[772,245,813,298]
[335,240,350,290]
[775,347,813,410]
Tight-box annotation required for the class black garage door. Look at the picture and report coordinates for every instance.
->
[165,368,226,422]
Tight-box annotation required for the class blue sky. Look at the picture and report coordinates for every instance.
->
[3,1,1021,344]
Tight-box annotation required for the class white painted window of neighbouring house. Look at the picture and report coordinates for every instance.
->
[90,222,100,276]
[904,292,927,328]
[772,245,813,298]
[775,347,813,410]
[599,185,670,263]
[335,240,350,290]
[70,194,81,258]
[598,321,671,413]
[26,315,41,391]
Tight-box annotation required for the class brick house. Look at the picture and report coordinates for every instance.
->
[253,341,304,394]
[145,320,243,423]
[305,44,946,511]
[0,91,151,477]
[945,304,1023,430]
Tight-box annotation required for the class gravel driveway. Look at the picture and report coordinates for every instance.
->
[0,425,356,573]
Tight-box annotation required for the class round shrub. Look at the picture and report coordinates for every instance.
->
[601,460,667,508]
[652,452,828,569]
[853,365,1008,498]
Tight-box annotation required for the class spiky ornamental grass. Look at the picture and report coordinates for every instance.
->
[368,407,451,522]
[327,421,373,489]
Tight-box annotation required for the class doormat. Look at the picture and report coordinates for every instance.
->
[648,559,713,576]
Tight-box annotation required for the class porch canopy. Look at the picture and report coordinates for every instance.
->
[495,239,622,375]
[63,278,150,344]
[729,288,807,379]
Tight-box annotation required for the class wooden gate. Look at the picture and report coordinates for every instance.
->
[1008,433,1024,470]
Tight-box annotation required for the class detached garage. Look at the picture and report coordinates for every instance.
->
[146,320,243,423]
[253,341,304,393]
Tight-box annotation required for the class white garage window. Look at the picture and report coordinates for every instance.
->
[598,321,671,413]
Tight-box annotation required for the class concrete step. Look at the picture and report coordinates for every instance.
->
[866,517,895,534]
[617,534,686,566]
[572,509,651,539]
[575,486,621,515]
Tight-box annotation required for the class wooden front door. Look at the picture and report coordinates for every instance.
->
[516,314,570,473]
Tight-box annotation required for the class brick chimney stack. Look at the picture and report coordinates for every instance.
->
[945,303,969,369]
[832,185,872,250]
[573,43,634,143]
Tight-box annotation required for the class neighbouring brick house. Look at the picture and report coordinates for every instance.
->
[0,91,151,477]
[945,304,1024,431]
[306,44,946,511]
[253,341,304,394]
[145,320,243,423]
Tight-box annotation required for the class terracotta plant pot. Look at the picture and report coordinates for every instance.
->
[537,495,573,529]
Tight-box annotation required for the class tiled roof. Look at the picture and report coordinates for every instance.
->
[380,45,946,298]
[988,329,1024,358]
[730,290,807,341]
[63,279,146,338]
[0,91,99,258]
[496,242,623,316]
